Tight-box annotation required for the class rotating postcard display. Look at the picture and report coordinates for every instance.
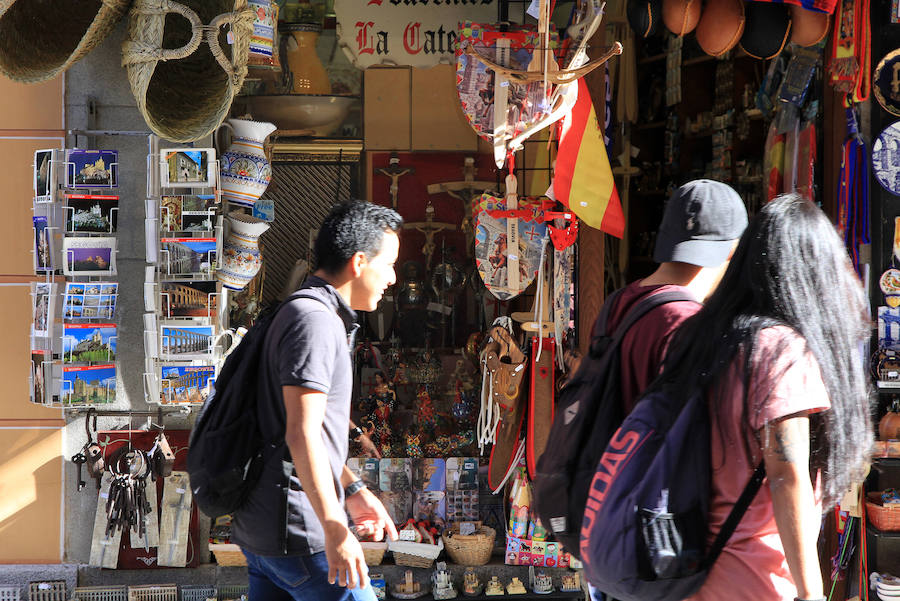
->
[30,148,120,406]
[143,141,224,406]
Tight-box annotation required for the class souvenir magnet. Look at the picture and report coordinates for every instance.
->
[881,268,900,307]
[874,49,900,117]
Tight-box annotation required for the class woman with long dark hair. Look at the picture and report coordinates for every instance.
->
[655,195,873,601]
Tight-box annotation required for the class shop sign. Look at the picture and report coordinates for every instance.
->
[334,0,498,69]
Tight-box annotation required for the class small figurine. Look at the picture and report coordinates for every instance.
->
[559,571,581,592]
[485,577,505,596]
[533,571,554,595]
[432,561,458,600]
[506,577,527,595]
[462,567,483,597]
[393,569,427,599]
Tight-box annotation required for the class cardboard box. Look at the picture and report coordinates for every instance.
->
[363,65,479,151]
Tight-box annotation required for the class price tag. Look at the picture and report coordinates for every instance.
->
[399,529,418,542]
[459,522,477,535]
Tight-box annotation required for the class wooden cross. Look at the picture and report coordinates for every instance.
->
[402,198,457,270]
[375,153,414,209]
[425,157,494,257]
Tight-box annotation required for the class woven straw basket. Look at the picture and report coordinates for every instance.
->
[0,0,131,83]
[122,0,254,142]
[442,524,495,565]
[867,492,900,532]
[361,541,387,566]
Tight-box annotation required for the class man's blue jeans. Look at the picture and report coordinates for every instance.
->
[241,548,377,601]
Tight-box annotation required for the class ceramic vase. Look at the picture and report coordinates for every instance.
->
[218,211,270,290]
[283,23,331,94]
[217,118,277,207]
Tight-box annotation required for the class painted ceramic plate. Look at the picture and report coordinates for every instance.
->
[872,122,900,195]
[874,49,900,117]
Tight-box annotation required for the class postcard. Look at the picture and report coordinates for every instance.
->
[414,490,446,523]
[33,216,53,273]
[66,149,118,188]
[34,149,56,202]
[62,237,116,276]
[65,194,118,233]
[31,282,57,338]
[62,364,116,405]
[160,148,216,188]
[159,364,215,404]
[30,350,48,404]
[160,195,183,231]
[413,458,445,491]
[62,323,116,364]
[160,280,217,319]
[445,457,479,491]
[159,322,214,359]
[64,282,118,321]
[347,458,381,491]
[160,237,216,276]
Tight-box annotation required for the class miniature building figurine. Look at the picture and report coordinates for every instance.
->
[506,577,527,595]
[392,570,427,599]
[533,571,554,595]
[462,567,483,597]
[559,571,582,592]
[432,561,458,600]
[485,576,505,596]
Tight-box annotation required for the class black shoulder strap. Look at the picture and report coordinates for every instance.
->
[609,289,698,347]
[703,461,766,568]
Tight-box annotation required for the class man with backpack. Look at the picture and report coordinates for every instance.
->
[231,200,401,600]
[604,178,749,413]
[534,180,748,597]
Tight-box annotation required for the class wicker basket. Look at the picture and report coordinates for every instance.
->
[121,0,255,142]
[442,524,495,566]
[360,542,387,566]
[389,539,443,569]
[209,543,247,567]
[867,491,900,532]
[0,0,130,83]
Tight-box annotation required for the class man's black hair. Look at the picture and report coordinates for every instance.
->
[314,200,403,274]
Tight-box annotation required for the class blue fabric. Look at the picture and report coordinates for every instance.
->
[242,549,377,601]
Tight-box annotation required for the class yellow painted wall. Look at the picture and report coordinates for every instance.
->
[0,73,66,563]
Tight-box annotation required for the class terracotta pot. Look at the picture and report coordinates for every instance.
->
[880,408,900,440]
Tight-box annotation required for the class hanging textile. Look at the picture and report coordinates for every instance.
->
[552,77,625,237]
[837,108,869,276]
[828,0,871,104]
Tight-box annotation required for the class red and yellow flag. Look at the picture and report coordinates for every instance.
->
[553,78,624,238]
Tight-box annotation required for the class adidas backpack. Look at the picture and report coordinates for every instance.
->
[579,386,765,601]
[187,290,325,518]
[533,287,697,558]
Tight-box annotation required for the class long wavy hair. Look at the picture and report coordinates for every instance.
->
[654,194,873,506]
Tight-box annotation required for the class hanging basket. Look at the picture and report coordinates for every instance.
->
[0,0,131,83]
[122,0,255,142]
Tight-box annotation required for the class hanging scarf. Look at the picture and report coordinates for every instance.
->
[828,0,871,104]
[837,107,869,275]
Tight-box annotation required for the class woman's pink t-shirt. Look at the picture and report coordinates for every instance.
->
[685,326,830,601]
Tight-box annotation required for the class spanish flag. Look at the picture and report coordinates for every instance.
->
[553,78,625,238]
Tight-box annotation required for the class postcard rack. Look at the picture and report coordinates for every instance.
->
[30,146,122,408]
[143,135,225,408]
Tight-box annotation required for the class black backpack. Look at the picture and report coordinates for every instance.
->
[187,290,325,518]
[533,287,698,558]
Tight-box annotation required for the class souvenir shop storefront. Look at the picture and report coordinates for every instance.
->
[0,0,898,599]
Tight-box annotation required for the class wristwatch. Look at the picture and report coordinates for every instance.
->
[350,426,363,441]
[345,479,367,497]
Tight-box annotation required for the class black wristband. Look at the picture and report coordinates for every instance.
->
[345,479,367,497]
[350,426,363,441]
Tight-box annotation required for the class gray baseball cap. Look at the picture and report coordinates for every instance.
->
[653,179,748,267]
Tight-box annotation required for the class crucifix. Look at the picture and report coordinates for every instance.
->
[426,157,494,257]
[375,153,415,209]
[402,198,457,270]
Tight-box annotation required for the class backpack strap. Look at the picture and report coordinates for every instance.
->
[590,289,698,358]
[703,461,766,568]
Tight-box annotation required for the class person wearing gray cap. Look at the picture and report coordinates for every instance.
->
[596,179,748,416]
